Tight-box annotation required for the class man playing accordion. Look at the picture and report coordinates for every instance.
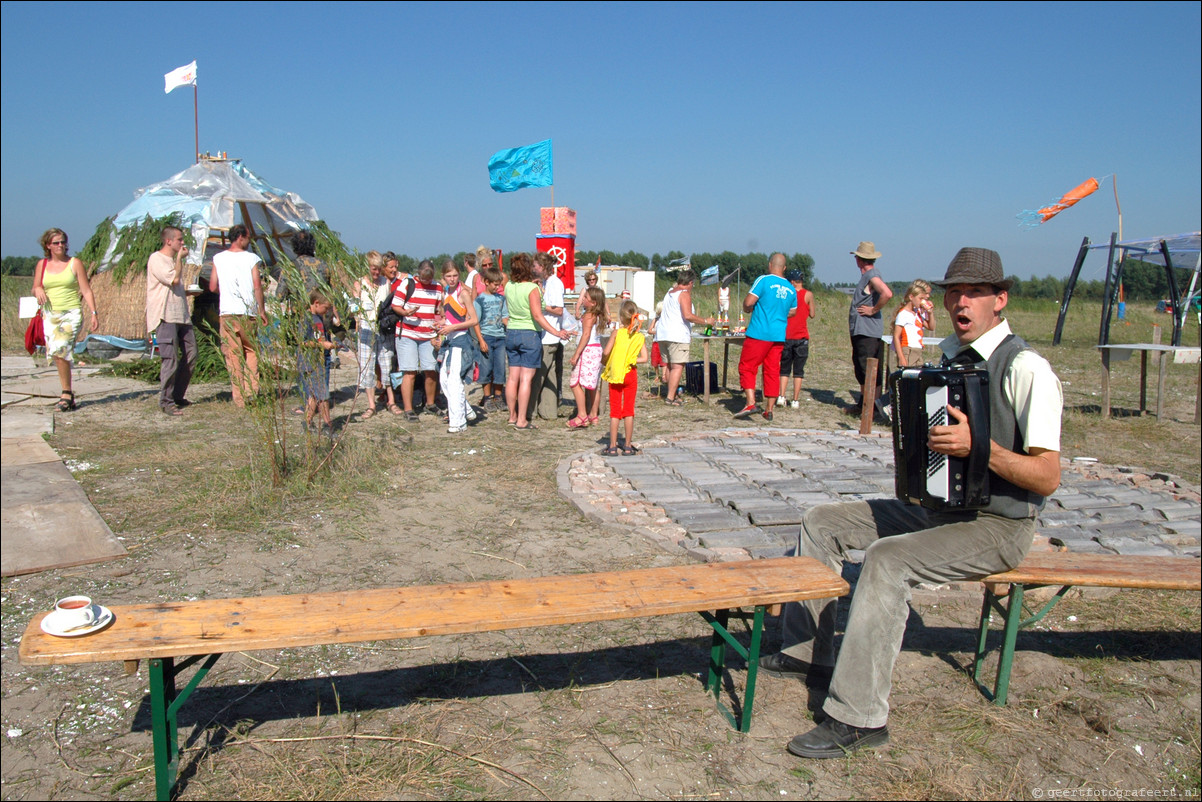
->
[761,247,1063,759]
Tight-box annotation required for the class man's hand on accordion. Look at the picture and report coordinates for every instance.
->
[927,404,975,459]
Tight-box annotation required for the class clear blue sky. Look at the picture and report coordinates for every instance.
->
[2,1,1199,285]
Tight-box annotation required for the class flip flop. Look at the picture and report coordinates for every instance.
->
[514,423,538,431]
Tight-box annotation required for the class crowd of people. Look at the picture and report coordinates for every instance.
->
[33,227,952,444]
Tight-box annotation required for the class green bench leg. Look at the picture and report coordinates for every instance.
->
[973,582,1075,706]
[148,654,222,801]
[992,582,1027,706]
[702,605,767,733]
[148,658,179,802]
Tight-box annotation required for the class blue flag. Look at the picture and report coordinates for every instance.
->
[488,139,553,192]
[699,265,720,285]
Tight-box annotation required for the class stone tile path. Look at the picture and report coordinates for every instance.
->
[562,429,1201,569]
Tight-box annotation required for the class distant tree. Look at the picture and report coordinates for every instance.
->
[598,249,620,266]
[2,255,39,275]
[716,250,741,279]
[576,250,598,266]
[787,253,815,286]
[620,250,649,269]
[738,252,769,282]
[395,254,418,274]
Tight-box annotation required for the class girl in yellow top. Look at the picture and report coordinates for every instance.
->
[32,228,99,411]
[601,300,648,456]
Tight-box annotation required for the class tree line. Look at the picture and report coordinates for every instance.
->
[999,260,1193,302]
[5,248,1188,304]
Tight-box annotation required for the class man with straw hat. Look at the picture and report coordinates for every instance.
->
[760,247,1063,759]
[846,241,892,414]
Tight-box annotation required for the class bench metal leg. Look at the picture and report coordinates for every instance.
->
[701,605,766,733]
[973,583,1075,706]
[148,654,222,801]
[992,583,1027,706]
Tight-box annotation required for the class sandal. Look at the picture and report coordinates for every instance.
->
[664,398,683,407]
[361,408,376,419]
[387,404,403,416]
[567,416,589,429]
[55,391,76,412]
[586,415,600,425]
[514,422,538,431]
[622,445,642,456]
[601,446,621,456]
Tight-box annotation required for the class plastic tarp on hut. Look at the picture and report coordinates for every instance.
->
[108,159,319,269]
[91,159,321,339]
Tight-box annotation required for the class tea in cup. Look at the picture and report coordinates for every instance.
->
[53,596,97,630]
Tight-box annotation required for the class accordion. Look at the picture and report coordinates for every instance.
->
[890,365,991,511]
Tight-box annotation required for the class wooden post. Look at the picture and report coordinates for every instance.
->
[1195,358,1200,425]
[1100,349,1111,420]
[860,357,878,434]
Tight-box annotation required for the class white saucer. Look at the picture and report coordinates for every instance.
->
[40,606,114,637]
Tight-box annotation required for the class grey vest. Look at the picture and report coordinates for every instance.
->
[973,333,1047,519]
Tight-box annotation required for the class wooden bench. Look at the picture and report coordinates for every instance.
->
[19,556,846,801]
[973,552,1201,706]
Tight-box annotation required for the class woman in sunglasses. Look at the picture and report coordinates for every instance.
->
[33,228,98,411]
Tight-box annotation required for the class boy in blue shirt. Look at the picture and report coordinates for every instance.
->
[473,267,509,411]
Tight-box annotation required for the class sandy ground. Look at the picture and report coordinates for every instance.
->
[1,360,1199,800]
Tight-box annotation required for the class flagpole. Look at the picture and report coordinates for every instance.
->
[193,83,199,163]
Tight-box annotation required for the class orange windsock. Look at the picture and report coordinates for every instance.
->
[1037,177,1099,223]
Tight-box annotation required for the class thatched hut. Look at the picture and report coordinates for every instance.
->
[83,156,326,340]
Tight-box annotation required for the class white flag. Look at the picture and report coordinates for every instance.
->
[164,61,197,94]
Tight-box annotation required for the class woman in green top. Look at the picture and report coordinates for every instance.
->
[32,228,98,411]
[503,252,566,430]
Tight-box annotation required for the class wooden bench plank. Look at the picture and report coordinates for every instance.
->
[982,552,1200,591]
[19,557,847,666]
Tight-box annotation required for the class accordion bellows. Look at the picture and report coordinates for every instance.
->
[891,366,991,511]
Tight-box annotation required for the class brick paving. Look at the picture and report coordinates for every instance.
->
[560,429,1202,578]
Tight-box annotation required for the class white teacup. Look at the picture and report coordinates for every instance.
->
[53,596,98,630]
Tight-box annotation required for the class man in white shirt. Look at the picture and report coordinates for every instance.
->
[530,251,566,420]
[209,224,268,408]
